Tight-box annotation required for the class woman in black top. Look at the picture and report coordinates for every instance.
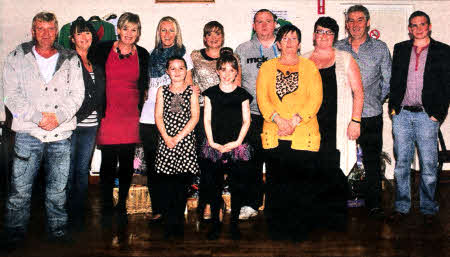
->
[67,17,105,230]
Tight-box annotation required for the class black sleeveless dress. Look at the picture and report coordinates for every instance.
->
[318,64,338,153]
[312,64,349,231]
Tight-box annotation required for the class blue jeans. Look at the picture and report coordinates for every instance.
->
[392,110,439,215]
[4,133,70,239]
[67,126,97,225]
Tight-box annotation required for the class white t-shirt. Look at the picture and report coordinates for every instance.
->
[32,46,59,84]
[139,50,193,124]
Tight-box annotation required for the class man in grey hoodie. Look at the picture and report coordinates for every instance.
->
[1,12,84,250]
[235,9,280,220]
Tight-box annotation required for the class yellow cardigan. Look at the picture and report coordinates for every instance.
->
[256,56,323,151]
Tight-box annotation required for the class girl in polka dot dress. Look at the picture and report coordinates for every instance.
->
[154,56,200,238]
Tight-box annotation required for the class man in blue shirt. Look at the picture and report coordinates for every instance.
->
[335,5,392,219]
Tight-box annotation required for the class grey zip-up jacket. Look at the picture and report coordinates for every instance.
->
[3,41,84,142]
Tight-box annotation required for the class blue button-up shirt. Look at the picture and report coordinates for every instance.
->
[335,36,392,118]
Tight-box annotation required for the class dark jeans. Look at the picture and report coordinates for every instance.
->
[358,114,383,210]
[202,157,254,224]
[99,143,136,213]
[4,133,70,240]
[67,125,97,226]
[139,123,162,215]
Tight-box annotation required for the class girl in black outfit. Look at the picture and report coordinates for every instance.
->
[201,48,253,240]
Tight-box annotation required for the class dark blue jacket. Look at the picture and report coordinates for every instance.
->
[389,38,450,122]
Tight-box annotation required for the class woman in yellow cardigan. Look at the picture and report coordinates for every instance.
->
[256,24,323,242]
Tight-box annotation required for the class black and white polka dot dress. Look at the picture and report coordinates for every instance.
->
[155,85,199,175]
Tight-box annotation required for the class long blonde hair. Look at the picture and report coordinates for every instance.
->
[154,16,183,49]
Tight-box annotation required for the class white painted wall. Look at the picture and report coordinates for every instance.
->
[1,0,449,177]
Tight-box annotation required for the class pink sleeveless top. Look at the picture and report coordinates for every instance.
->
[97,48,140,145]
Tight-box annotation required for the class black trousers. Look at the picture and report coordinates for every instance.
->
[358,115,383,210]
[195,108,209,216]
[201,157,254,224]
[140,123,162,215]
[160,174,192,228]
[243,114,265,209]
[99,144,136,212]
[264,141,320,238]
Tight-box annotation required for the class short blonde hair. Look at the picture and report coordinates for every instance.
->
[32,12,58,31]
[155,16,183,49]
[117,12,142,43]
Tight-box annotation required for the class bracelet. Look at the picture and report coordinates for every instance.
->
[351,119,361,124]
[271,112,278,121]
[351,117,361,122]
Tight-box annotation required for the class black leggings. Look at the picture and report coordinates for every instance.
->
[140,123,162,215]
[201,157,254,224]
[160,174,192,228]
[99,144,136,212]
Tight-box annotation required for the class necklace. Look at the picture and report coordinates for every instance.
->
[116,47,132,59]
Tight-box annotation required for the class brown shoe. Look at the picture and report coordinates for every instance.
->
[150,213,162,220]
[387,211,408,224]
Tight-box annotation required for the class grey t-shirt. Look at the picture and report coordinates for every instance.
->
[236,37,279,115]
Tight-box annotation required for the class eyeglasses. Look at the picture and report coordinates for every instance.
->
[315,29,335,35]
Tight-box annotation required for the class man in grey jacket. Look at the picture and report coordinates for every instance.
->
[1,12,84,250]
[235,9,280,221]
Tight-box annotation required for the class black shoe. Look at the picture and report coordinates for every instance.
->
[368,207,386,220]
[423,214,435,226]
[387,211,409,224]
[101,214,113,228]
[0,241,20,254]
[230,223,241,241]
[69,217,86,233]
[164,224,175,240]
[174,224,184,239]
[48,233,74,246]
[268,226,289,241]
[207,222,222,240]
[0,233,23,254]
[164,229,173,240]
[290,232,308,243]
[114,204,127,215]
